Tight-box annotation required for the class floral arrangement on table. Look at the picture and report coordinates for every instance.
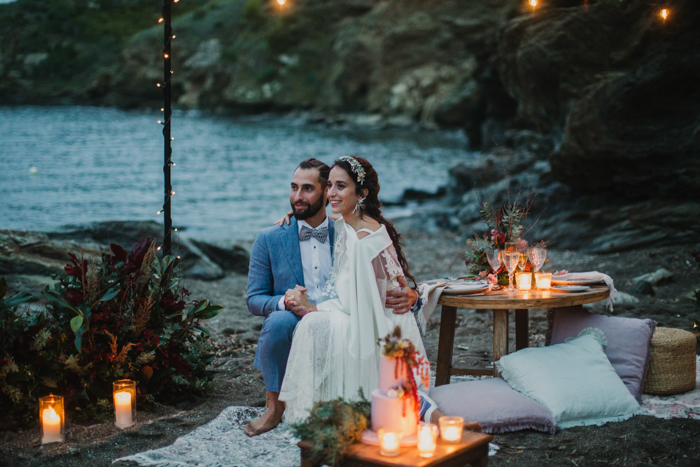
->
[291,390,371,467]
[378,326,429,417]
[464,200,539,285]
[0,238,222,428]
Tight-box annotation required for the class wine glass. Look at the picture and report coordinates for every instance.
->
[528,247,547,273]
[502,251,520,292]
[485,249,501,290]
[504,242,517,252]
[516,240,529,271]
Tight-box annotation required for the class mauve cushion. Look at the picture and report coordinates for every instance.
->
[429,377,557,434]
[546,307,656,402]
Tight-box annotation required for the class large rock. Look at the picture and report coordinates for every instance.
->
[496,0,700,199]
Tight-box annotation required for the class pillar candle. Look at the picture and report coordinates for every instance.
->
[42,406,62,443]
[114,391,133,428]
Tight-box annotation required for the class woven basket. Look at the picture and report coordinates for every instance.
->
[643,327,697,395]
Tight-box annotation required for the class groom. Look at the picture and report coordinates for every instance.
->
[244,158,419,436]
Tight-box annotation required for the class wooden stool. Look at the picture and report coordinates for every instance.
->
[643,327,697,395]
[299,430,492,467]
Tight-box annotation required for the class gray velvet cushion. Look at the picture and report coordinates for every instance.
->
[428,377,558,434]
[546,307,656,402]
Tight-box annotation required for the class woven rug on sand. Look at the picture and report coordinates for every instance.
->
[640,356,700,419]
[113,406,299,467]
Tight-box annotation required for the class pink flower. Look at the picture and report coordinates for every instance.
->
[478,270,489,279]
[554,270,568,276]
[487,274,498,285]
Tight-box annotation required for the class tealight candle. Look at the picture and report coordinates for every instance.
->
[516,272,532,291]
[438,416,463,444]
[39,395,64,444]
[535,272,552,290]
[377,429,402,456]
[417,422,438,458]
[113,379,136,428]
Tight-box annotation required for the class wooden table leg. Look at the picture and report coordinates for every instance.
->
[436,305,457,386]
[515,308,529,351]
[493,309,508,376]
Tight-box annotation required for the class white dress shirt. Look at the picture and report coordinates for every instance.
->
[278,218,332,310]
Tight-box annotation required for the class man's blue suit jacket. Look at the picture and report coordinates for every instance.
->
[246,216,335,317]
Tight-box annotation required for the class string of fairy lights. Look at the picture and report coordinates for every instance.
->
[527,0,671,21]
[150,0,669,257]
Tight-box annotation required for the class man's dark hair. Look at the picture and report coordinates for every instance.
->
[296,158,330,186]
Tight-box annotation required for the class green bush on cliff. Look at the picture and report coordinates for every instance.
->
[0,239,222,429]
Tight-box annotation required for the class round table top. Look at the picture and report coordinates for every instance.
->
[437,285,610,309]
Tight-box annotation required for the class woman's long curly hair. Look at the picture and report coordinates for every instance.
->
[331,156,417,289]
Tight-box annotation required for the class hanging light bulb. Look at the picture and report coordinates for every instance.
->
[156,83,161,87]
[164,53,169,59]
[158,18,164,23]
[660,9,668,21]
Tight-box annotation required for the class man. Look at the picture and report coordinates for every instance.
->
[244,158,419,436]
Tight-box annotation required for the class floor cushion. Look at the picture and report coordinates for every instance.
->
[496,333,640,428]
[546,306,656,402]
[429,377,557,434]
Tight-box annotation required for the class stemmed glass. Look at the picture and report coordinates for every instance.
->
[516,240,529,272]
[485,249,501,291]
[528,247,547,273]
[502,252,520,292]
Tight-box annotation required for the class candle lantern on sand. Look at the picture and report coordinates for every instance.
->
[439,415,463,443]
[113,380,137,428]
[39,395,65,444]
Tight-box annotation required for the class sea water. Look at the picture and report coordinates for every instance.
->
[0,106,474,240]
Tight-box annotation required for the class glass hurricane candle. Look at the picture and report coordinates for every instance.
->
[438,416,463,444]
[377,429,402,456]
[39,395,64,444]
[417,422,438,458]
[113,380,136,428]
[535,272,552,290]
[516,272,532,291]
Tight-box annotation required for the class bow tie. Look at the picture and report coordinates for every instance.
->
[299,225,328,243]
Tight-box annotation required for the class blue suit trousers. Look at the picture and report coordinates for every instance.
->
[253,309,301,393]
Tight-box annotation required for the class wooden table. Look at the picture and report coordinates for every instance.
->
[299,430,493,467]
[435,285,610,385]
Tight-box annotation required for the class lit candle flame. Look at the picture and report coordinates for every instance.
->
[277,0,286,5]
[529,0,538,7]
[660,9,668,20]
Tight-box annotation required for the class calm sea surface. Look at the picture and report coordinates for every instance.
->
[0,106,475,241]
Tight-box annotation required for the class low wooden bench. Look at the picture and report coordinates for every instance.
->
[298,430,493,467]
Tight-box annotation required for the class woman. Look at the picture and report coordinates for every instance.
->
[279,156,427,424]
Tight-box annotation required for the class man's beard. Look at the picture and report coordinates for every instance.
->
[291,196,325,220]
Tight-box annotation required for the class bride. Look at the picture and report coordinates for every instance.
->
[279,156,427,423]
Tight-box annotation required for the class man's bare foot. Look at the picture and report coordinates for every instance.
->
[244,391,285,437]
[243,407,284,437]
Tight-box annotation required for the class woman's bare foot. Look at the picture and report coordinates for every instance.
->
[243,392,285,437]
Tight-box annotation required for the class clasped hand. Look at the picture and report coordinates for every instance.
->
[285,285,315,317]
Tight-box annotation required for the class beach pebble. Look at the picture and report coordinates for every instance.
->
[632,268,673,285]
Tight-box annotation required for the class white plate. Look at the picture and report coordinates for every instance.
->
[443,281,489,295]
[552,278,604,286]
[551,285,590,293]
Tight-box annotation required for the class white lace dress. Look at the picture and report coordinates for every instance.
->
[279,219,427,424]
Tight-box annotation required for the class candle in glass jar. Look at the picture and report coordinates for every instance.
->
[378,429,401,456]
[42,406,62,443]
[114,391,133,428]
[516,272,532,291]
[535,272,552,290]
[438,416,463,444]
[417,423,438,458]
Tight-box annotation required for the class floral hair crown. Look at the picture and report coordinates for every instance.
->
[338,156,365,185]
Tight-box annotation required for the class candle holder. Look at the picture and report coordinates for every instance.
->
[438,415,463,444]
[39,395,64,444]
[113,379,136,428]
[417,422,438,458]
[535,272,552,290]
[516,272,532,291]
[377,428,402,456]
